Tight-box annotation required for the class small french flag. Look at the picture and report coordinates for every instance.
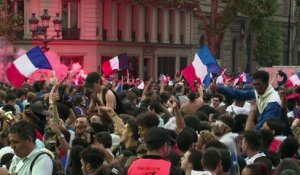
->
[102,53,128,76]
[6,46,52,88]
[286,72,300,87]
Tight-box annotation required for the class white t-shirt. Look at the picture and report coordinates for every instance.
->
[226,102,251,116]
[245,152,266,165]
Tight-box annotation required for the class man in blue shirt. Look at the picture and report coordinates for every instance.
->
[213,70,281,129]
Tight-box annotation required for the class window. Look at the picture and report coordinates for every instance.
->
[117,56,139,79]
[117,2,122,41]
[169,10,175,44]
[62,0,80,40]
[180,11,185,44]
[200,35,206,48]
[157,57,175,76]
[157,8,163,43]
[180,57,187,71]
[12,0,24,39]
[143,57,151,80]
[60,56,83,69]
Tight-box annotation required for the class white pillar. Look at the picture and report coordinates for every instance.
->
[175,55,180,74]
[149,7,157,43]
[97,0,103,40]
[184,11,191,44]
[162,9,169,44]
[124,4,132,41]
[103,0,117,41]
[133,5,145,42]
[174,10,180,44]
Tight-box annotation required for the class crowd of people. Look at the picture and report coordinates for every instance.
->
[0,70,298,175]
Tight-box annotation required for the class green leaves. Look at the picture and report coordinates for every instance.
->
[254,20,282,66]
[0,0,23,42]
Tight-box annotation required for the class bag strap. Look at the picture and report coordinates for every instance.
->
[30,152,52,172]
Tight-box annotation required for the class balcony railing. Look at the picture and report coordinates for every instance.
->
[62,28,80,40]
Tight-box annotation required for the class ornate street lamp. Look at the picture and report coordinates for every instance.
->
[28,9,62,51]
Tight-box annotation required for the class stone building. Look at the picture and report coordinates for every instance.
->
[12,0,296,78]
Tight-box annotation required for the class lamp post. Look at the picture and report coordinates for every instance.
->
[28,9,62,52]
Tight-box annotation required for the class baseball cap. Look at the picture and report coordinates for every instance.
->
[29,100,48,116]
[146,127,170,144]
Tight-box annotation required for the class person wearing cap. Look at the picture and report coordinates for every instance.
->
[128,127,181,175]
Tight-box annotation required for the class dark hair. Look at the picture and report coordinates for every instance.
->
[176,130,194,152]
[219,149,232,173]
[275,158,300,174]
[4,94,16,103]
[188,91,197,102]
[205,140,228,150]
[57,103,71,121]
[184,116,201,132]
[127,119,139,141]
[80,147,104,170]
[148,101,163,113]
[233,114,247,133]
[243,130,261,151]
[69,145,85,170]
[203,93,212,103]
[259,129,274,152]
[16,89,26,98]
[85,72,101,88]
[202,148,221,171]
[160,91,170,104]
[199,121,211,132]
[252,70,269,84]
[218,114,234,130]
[196,112,209,122]
[213,94,223,102]
[254,156,273,173]
[137,111,159,128]
[90,122,109,133]
[245,163,270,175]
[188,148,203,171]
[278,136,299,159]
[9,120,36,141]
[72,137,89,147]
[265,118,285,136]
[94,132,112,148]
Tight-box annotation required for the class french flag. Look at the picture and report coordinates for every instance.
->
[102,53,128,76]
[6,46,52,88]
[233,72,252,86]
[286,72,300,87]
[181,46,220,89]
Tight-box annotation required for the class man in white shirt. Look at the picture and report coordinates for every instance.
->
[8,120,53,175]
[242,129,266,164]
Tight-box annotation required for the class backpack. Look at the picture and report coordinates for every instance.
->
[30,152,65,175]
[102,87,126,114]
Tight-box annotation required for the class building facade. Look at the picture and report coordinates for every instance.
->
[12,0,295,79]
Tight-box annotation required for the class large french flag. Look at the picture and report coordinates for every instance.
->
[181,46,220,89]
[6,46,52,88]
[286,72,300,87]
[102,53,128,76]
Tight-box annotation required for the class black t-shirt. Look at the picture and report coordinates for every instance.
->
[197,105,216,116]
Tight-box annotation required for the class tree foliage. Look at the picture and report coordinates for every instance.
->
[254,21,282,67]
[0,0,23,42]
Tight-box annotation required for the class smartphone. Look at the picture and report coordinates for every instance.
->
[4,111,15,126]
